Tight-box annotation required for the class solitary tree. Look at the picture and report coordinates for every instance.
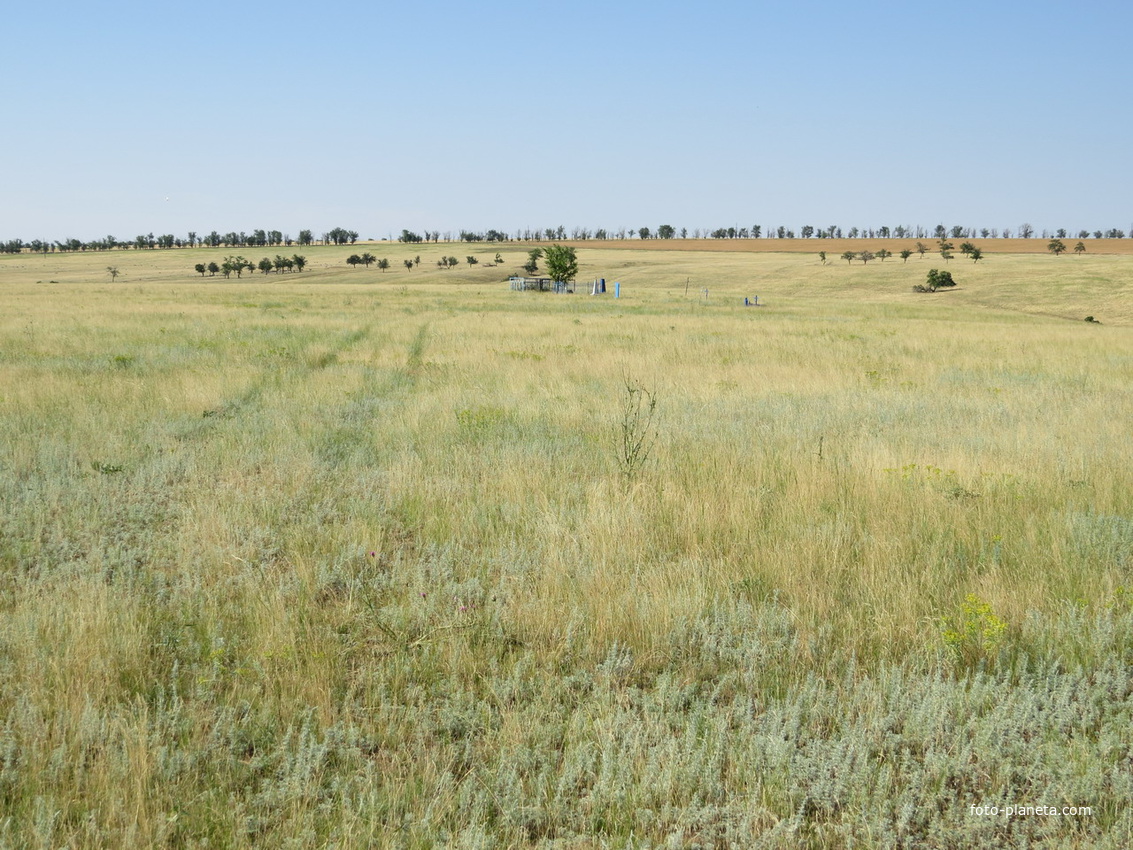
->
[404,259,414,271]
[543,243,578,283]
[859,250,875,264]
[106,266,120,282]
[194,263,206,277]
[346,254,362,269]
[923,268,956,290]
[638,227,651,240]
[876,248,892,262]
[915,241,928,259]
[899,249,912,263]
[1048,239,1067,256]
[657,224,675,240]
[466,255,478,267]
[1074,241,1086,256]
[970,247,983,262]
[841,250,855,265]
[377,258,390,272]
[818,251,826,265]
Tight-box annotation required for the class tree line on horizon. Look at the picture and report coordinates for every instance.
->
[0,227,360,255]
[3,222,1130,256]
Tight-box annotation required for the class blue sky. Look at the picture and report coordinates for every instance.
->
[3,0,1130,241]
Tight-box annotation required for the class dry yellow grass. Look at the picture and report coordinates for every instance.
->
[1,244,1132,845]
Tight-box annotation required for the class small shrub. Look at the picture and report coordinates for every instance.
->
[616,375,658,484]
[942,593,1007,667]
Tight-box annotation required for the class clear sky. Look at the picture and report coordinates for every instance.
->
[3,0,1130,242]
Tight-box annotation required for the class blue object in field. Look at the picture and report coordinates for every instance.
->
[600,278,606,293]
[615,281,620,298]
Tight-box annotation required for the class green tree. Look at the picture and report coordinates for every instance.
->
[292,255,306,273]
[404,259,414,271]
[915,241,928,259]
[106,266,120,282]
[543,243,578,283]
[924,268,956,291]
[970,247,983,262]
[818,251,826,265]
[638,227,651,240]
[1048,239,1067,256]
[524,248,542,274]
[841,250,855,265]
[377,258,390,272]
[859,250,875,264]
[360,252,376,267]
[346,254,362,268]
[466,255,479,267]
[258,257,274,274]
[900,249,912,263]
[223,255,249,278]
[1074,241,1086,256]
[657,224,675,240]
[876,248,892,262]
[207,261,219,276]
[194,263,206,277]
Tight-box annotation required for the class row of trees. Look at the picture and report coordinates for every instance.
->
[827,237,1090,266]
[1,227,360,255]
[346,251,507,272]
[7,222,1130,256]
[192,254,307,278]
[450,222,1131,242]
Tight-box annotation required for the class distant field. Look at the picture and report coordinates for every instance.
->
[3,240,1132,324]
[2,245,1132,846]
[548,237,1133,255]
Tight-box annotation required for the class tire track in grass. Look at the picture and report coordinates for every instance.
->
[312,323,431,467]
[174,325,374,443]
[28,326,379,582]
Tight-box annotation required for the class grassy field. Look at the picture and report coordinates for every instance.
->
[2,243,1132,847]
